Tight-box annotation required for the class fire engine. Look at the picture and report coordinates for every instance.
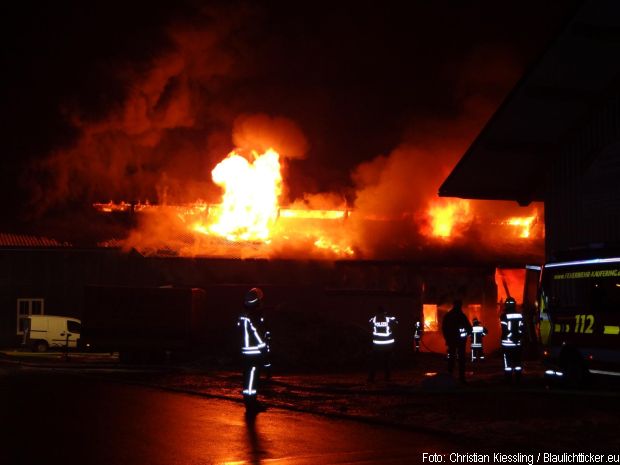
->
[539,252,620,385]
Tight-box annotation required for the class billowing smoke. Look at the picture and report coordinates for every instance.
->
[232,114,308,160]
[347,48,544,260]
[25,7,544,261]
[27,6,254,213]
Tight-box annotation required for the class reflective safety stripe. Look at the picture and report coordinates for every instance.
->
[505,367,513,371]
[506,314,522,319]
[589,369,620,377]
[373,339,395,345]
[545,257,620,268]
[370,316,396,337]
[471,343,482,348]
[545,369,564,377]
[240,316,265,354]
[373,329,392,336]
[514,367,522,371]
[244,366,257,396]
[604,325,620,335]
[501,341,518,347]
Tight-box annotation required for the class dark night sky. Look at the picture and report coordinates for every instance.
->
[0,1,580,235]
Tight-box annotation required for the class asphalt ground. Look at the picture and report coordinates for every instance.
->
[2,349,620,451]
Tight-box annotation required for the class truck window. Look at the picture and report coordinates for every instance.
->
[67,321,81,334]
[544,266,620,312]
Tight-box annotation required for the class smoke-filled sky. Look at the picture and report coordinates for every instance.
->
[0,0,579,236]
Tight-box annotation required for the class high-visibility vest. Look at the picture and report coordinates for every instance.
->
[471,325,487,348]
[501,313,524,347]
[370,315,397,345]
[238,315,266,355]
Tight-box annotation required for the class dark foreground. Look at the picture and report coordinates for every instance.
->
[1,368,465,465]
[2,351,620,462]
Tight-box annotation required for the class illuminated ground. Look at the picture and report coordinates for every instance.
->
[2,351,620,451]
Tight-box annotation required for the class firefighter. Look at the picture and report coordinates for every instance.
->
[470,318,488,362]
[368,306,398,382]
[238,287,268,413]
[441,300,472,383]
[413,320,423,353]
[500,297,524,383]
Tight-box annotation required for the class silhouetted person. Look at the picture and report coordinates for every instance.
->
[470,318,488,362]
[500,297,524,384]
[442,300,471,383]
[368,306,398,382]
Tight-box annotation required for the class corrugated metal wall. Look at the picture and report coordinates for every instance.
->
[546,90,620,257]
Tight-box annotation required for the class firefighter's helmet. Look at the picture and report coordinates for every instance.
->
[244,287,264,308]
[504,297,517,312]
[473,318,480,326]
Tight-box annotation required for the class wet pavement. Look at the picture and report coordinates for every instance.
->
[3,350,620,451]
[2,369,467,465]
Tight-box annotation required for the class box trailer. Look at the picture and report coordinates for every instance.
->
[81,286,207,363]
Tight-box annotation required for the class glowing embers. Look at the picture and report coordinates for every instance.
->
[314,237,354,256]
[208,149,282,242]
[422,198,473,240]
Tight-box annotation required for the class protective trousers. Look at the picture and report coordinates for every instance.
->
[242,353,264,405]
[368,344,393,382]
[471,346,485,361]
[447,340,467,382]
[502,346,522,382]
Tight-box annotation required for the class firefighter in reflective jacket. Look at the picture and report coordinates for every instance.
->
[368,306,398,382]
[500,297,524,383]
[238,288,268,412]
[414,320,423,353]
[470,318,488,362]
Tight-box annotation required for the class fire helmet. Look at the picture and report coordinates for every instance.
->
[473,318,480,326]
[244,287,264,308]
[504,297,517,311]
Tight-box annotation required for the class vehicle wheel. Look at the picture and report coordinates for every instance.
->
[561,352,587,388]
[33,340,48,353]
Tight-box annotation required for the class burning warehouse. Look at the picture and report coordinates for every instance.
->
[0,139,543,361]
[0,1,562,363]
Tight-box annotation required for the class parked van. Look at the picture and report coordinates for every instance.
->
[23,315,81,352]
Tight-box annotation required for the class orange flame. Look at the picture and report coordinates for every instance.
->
[505,214,536,238]
[177,147,356,257]
[205,148,282,242]
[422,198,473,239]
[422,304,438,331]
[314,237,354,256]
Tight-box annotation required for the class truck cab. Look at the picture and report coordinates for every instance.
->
[23,315,81,352]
